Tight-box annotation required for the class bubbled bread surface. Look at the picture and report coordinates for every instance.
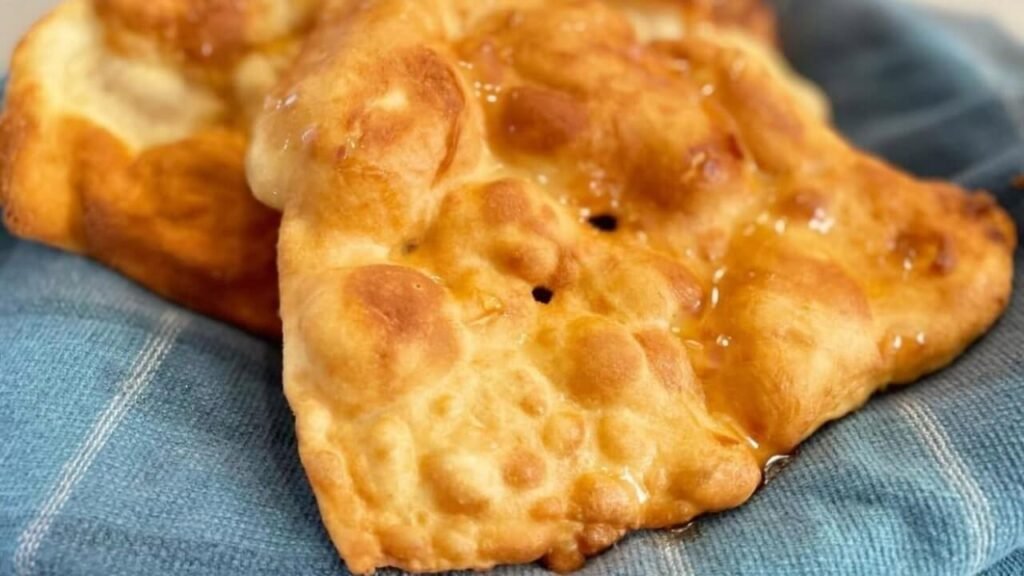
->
[250,0,1016,573]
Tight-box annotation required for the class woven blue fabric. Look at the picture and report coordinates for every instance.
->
[1,1,1022,574]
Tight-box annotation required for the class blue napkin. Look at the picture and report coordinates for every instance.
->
[1,0,1022,574]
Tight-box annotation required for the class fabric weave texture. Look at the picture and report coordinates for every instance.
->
[1,0,1022,574]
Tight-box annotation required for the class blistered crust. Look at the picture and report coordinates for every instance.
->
[0,0,318,334]
[251,0,1016,573]
[94,0,320,65]
[0,0,784,334]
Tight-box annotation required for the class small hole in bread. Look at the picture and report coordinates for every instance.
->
[532,286,554,304]
[587,214,618,232]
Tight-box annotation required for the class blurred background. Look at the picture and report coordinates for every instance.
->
[0,0,1022,65]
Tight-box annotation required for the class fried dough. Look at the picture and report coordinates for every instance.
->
[247,0,1015,573]
[0,0,320,334]
[0,0,797,335]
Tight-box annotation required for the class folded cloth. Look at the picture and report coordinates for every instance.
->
[0,0,1021,574]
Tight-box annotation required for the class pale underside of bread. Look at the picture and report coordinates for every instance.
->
[0,0,321,334]
[248,0,1016,573]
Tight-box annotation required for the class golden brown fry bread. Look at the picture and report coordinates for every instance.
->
[0,0,320,335]
[0,0,783,335]
[247,0,1016,573]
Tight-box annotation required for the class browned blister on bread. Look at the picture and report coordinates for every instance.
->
[247,0,1014,573]
[0,0,321,334]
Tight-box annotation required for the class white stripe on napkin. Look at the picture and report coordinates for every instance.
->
[898,399,995,574]
[14,312,186,576]
[675,538,698,576]
[655,530,697,576]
